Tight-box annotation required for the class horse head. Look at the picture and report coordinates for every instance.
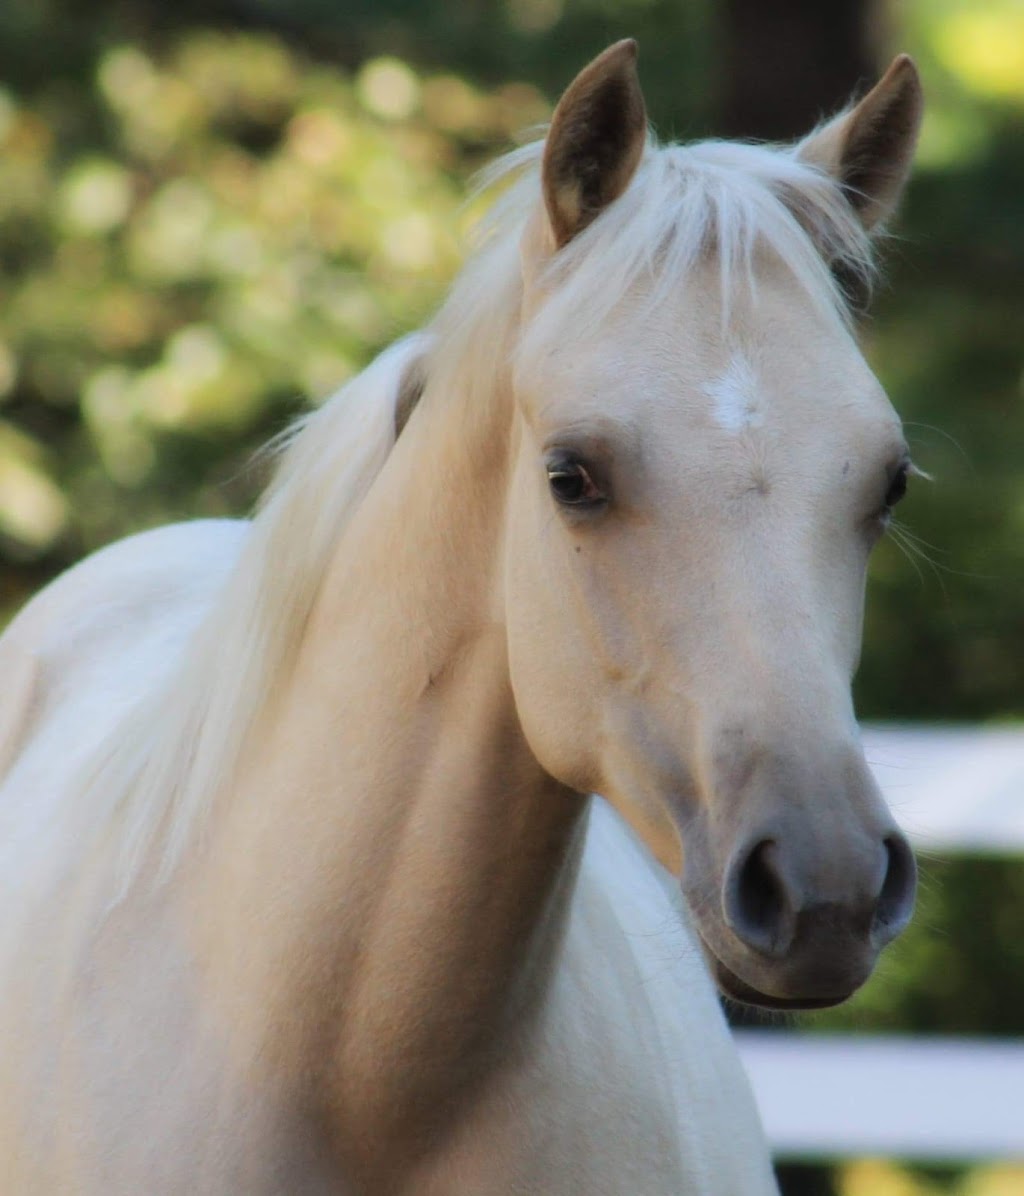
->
[502,42,922,1009]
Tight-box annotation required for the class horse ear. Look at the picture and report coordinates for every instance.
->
[542,39,647,249]
[796,55,923,231]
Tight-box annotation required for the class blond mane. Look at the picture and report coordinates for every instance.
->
[81,129,875,892]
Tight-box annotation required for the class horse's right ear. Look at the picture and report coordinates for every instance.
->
[541,40,647,250]
[796,55,923,232]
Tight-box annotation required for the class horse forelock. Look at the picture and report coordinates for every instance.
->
[523,136,871,359]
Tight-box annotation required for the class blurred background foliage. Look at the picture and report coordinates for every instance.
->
[0,1,1021,1193]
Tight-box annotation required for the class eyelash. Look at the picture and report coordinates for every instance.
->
[546,458,606,508]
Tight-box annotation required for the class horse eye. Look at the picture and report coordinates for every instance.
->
[547,460,603,507]
[885,461,910,509]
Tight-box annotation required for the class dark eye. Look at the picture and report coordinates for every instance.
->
[546,459,604,507]
[884,461,911,510]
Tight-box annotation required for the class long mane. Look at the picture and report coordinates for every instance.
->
[79,129,875,892]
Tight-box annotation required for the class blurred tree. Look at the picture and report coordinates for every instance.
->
[718,0,874,138]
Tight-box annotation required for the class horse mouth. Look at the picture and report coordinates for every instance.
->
[699,937,853,1012]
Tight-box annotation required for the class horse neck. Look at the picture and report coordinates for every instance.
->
[192,357,587,1177]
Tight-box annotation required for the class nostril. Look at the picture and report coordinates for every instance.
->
[724,839,795,958]
[872,833,917,945]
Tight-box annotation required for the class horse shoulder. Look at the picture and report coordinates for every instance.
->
[564,802,778,1193]
[422,803,777,1194]
[0,519,248,782]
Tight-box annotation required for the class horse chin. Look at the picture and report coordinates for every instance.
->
[709,955,852,1011]
[696,935,857,1012]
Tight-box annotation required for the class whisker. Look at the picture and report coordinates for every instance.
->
[902,422,972,467]
[889,523,951,557]
[886,524,929,590]
[889,520,996,583]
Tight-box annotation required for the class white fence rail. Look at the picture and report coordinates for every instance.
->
[734,724,1024,1161]
[737,1034,1024,1161]
[862,724,1024,855]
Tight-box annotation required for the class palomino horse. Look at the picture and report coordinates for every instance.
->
[0,41,923,1195]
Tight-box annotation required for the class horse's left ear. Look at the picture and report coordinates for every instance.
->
[541,39,647,249]
[797,55,923,231]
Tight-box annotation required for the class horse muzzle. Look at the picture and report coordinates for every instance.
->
[684,812,916,1010]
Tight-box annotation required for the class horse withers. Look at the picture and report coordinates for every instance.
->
[0,40,923,1195]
